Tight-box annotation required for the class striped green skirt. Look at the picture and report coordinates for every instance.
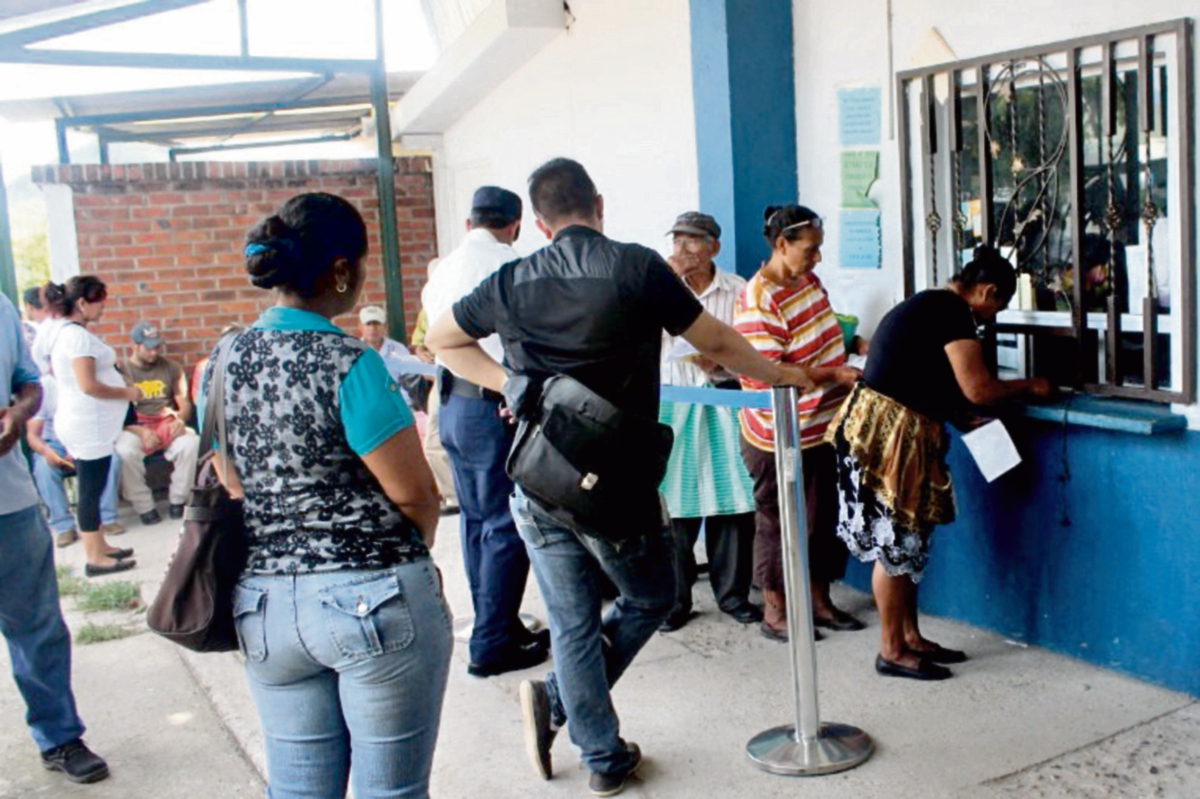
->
[658,400,756,519]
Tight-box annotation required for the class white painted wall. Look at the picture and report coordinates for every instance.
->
[435,0,699,260]
[41,184,80,282]
[793,0,1200,347]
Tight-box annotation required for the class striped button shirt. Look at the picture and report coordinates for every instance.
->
[661,267,746,387]
[734,269,848,450]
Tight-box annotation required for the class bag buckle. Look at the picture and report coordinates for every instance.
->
[580,472,599,490]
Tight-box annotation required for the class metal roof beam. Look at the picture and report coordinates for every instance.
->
[0,47,375,73]
[168,130,357,158]
[0,0,207,47]
[95,117,360,142]
[57,89,360,128]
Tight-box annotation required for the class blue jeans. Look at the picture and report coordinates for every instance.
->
[234,560,453,799]
[31,438,121,533]
[439,392,531,664]
[0,505,85,751]
[510,489,675,776]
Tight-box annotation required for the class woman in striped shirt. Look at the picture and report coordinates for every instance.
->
[735,204,864,642]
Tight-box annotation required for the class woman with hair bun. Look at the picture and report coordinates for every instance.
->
[734,204,865,643]
[826,245,1053,681]
[46,276,140,576]
[204,192,450,798]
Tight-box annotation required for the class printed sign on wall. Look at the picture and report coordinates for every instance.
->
[837,88,882,147]
[839,210,882,269]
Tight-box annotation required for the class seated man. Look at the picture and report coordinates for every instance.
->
[26,374,124,547]
[114,322,199,525]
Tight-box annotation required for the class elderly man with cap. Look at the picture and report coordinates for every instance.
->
[114,321,199,525]
[658,212,762,632]
[358,304,429,413]
[422,185,548,677]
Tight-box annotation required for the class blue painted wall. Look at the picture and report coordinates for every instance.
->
[689,0,798,279]
[843,422,1200,696]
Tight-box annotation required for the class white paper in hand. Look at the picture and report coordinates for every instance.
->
[664,337,699,362]
[961,419,1022,482]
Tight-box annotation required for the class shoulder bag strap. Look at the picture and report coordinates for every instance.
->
[199,332,240,486]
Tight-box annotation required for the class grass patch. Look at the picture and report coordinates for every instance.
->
[76,580,142,612]
[56,565,86,597]
[75,622,133,645]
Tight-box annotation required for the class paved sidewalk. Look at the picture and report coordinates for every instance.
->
[0,508,262,799]
[2,507,1196,798]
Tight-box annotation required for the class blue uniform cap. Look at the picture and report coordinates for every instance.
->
[471,186,522,221]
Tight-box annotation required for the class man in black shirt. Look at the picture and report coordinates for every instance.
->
[427,158,811,796]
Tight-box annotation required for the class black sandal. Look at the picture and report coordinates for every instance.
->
[759,623,824,643]
[914,644,967,664]
[84,559,137,578]
[875,654,952,681]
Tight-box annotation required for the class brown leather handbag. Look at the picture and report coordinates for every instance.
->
[146,334,248,652]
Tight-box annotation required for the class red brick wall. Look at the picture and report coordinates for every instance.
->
[32,158,435,379]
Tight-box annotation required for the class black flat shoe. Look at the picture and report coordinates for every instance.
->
[468,642,549,678]
[814,608,867,632]
[84,559,136,577]
[658,608,695,633]
[107,548,134,560]
[759,623,824,643]
[875,654,952,681]
[722,602,763,625]
[914,644,968,664]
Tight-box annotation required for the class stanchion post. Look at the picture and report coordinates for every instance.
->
[745,386,874,776]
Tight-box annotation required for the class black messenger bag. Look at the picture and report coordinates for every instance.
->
[505,374,673,543]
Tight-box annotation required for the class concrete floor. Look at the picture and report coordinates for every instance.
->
[2,508,1197,799]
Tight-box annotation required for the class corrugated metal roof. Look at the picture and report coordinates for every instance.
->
[0,0,425,153]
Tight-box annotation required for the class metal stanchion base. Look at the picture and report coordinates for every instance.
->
[746,722,874,776]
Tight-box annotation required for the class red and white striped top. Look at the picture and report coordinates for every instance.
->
[734,270,848,451]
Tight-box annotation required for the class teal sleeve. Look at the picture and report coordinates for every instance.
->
[340,348,414,456]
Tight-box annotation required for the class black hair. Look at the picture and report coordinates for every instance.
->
[44,276,107,317]
[469,208,521,230]
[244,192,368,297]
[527,158,598,223]
[762,204,821,247]
[22,286,42,309]
[951,245,1017,302]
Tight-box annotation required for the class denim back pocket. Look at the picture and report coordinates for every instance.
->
[232,585,268,662]
[318,573,415,661]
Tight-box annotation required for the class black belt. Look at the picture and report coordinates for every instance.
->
[441,369,504,403]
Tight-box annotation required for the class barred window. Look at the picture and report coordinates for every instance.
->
[898,19,1194,403]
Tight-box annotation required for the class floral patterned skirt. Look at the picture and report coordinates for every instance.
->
[824,384,956,582]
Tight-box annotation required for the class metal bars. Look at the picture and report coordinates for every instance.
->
[897,19,1194,404]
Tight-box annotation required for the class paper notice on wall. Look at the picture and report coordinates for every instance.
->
[961,420,1022,482]
[839,210,882,269]
[838,87,882,146]
[841,151,879,209]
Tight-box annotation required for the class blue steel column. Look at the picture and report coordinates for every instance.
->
[688,0,798,279]
[372,0,407,343]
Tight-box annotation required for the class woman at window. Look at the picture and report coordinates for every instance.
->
[826,245,1051,680]
[734,204,865,642]
[45,277,139,577]
[208,193,450,798]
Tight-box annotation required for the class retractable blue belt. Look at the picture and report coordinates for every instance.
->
[393,362,772,410]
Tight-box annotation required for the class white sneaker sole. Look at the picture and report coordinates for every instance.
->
[519,681,552,780]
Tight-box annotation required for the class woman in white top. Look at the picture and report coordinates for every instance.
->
[45,277,141,577]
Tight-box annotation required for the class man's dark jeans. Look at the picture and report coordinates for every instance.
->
[510,488,674,776]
